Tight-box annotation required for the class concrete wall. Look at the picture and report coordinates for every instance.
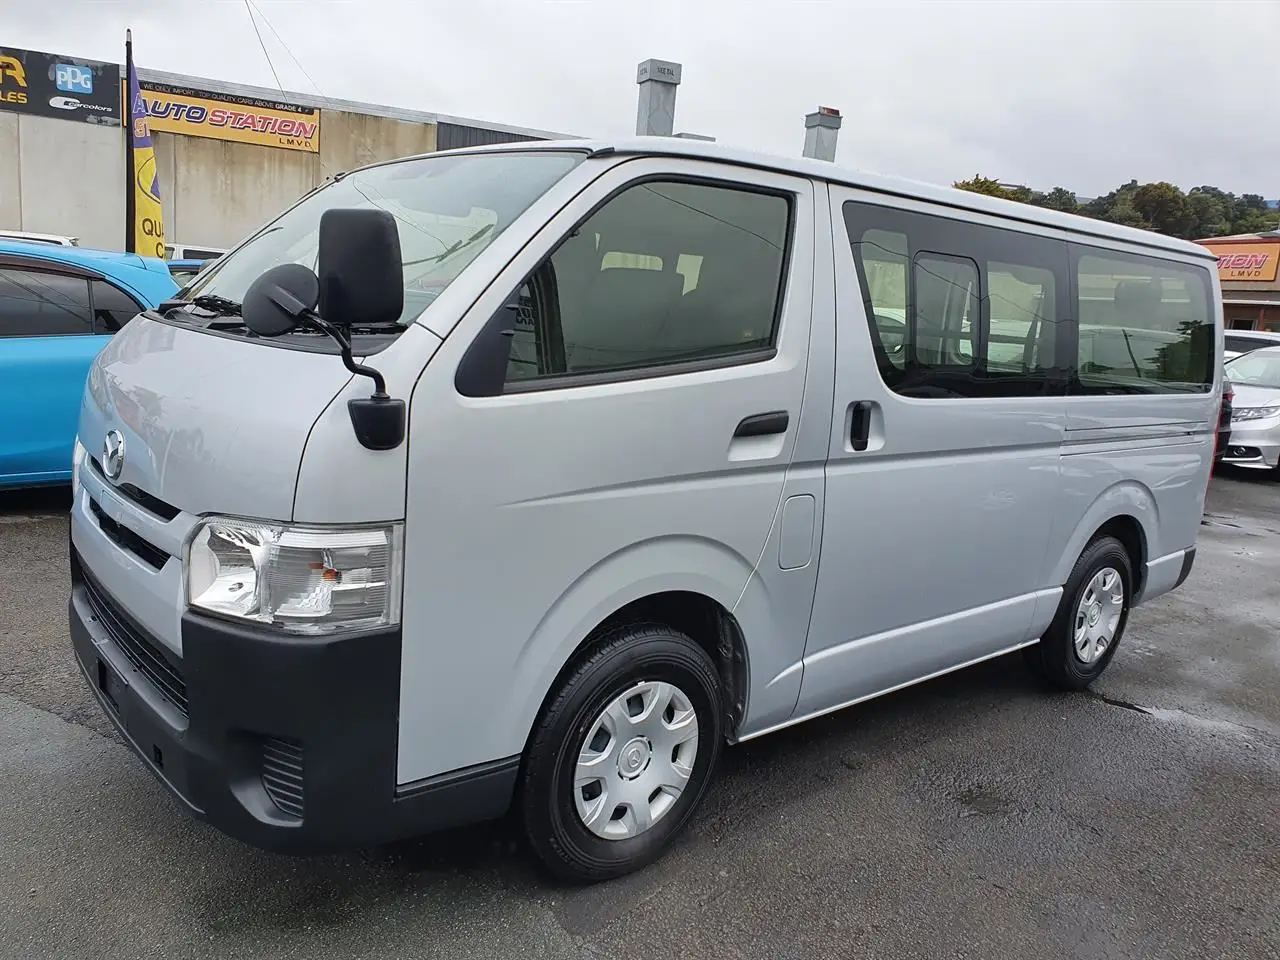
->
[319,109,437,178]
[155,132,319,250]
[0,112,19,230]
[0,114,124,249]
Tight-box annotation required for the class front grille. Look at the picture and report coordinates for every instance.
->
[88,457,181,521]
[81,569,188,716]
[89,497,169,570]
[261,737,305,819]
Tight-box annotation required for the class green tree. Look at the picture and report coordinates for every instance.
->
[953,175,1019,200]
[1041,187,1079,213]
[1131,182,1196,237]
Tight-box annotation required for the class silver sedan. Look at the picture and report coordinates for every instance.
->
[1222,345,1280,470]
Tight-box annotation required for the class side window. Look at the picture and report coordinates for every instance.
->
[0,267,93,338]
[505,180,791,383]
[846,201,1065,398]
[858,229,908,370]
[913,253,978,367]
[90,279,144,333]
[1073,250,1213,394]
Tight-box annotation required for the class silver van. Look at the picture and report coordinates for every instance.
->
[68,140,1221,882]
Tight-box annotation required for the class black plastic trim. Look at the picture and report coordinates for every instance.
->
[68,565,518,854]
[1173,547,1197,591]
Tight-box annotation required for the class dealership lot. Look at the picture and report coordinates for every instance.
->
[1,476,1277,960]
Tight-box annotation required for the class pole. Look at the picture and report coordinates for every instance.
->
[124,29,135,253]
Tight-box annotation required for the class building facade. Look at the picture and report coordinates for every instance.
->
[1198,234,1280,332]
[0,43,567,252]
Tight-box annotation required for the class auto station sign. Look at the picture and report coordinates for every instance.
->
[134,80,321,153]
[1203,240,1280,284]
[0,45,121,124]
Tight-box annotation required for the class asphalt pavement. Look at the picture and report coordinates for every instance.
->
[0,475,1277,960]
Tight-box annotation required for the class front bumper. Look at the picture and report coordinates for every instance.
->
[69,549,517,854]
[1219,417,1280,470]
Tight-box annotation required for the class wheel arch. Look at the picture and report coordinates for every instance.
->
[506,535,755,756]
[1051,481,1156,599]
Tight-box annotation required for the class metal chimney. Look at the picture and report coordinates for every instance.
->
[803,106,842,162]
[636,58,682,136]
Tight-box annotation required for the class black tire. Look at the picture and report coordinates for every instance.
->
[1028,535,1133,691]
[519,622,723,883]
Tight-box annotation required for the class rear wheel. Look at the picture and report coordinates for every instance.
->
[520,623,723,883]
[1028,535,1132,690]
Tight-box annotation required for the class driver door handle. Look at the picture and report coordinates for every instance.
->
[733,411,790,439]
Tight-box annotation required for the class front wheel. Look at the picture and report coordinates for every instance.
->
[519,623,723,883]
[1028,535,1133,690]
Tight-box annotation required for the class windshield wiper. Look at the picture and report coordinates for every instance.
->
[190,294,243,316]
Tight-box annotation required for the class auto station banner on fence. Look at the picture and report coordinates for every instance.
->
[0,45,121,125]
[131,80,321,152]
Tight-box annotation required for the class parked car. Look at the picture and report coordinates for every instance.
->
[1224,329,1280,361]
[0,239,178,488]
[0,230,79,247]
[1221,345,1280,470]
[166,258,210,286]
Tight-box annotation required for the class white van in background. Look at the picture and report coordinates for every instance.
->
[68,139,1221,883]
[0,230,79,246]
[164,242,227,261]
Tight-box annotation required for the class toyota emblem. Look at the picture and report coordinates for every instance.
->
[102,429,126,481]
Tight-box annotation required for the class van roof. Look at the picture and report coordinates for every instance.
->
[373,137,1214,261]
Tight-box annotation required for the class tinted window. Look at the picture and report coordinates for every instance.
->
[845,202,1064,398]
[506,180,790,382]
[1224,335,1278,354]
[90,279,143,332]
[1073,249,1212,393]
[0,267,92,337]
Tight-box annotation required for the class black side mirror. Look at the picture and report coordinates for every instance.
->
[318,208,404,330]
[242,263,320,337]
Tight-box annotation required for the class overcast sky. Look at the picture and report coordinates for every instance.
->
[3,0,1276,197]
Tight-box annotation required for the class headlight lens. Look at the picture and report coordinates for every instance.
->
[71,438,86,498]
[1232,404,1280,422]
[186,517,403,635]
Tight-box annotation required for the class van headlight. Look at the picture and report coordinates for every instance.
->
[185,517,403,635]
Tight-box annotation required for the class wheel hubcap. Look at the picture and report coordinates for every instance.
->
[573,680,700,841]
[1074,567,1124,664]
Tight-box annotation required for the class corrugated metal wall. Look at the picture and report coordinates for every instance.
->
[436,123,544,151]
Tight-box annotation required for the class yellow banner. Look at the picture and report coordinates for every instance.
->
[136,80,320,153]
[127,67,165,258]
[1202,241,1279,283]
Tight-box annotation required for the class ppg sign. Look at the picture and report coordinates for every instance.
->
[55,63,93,95]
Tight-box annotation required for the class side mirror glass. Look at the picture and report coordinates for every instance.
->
[242,263,320,337]
[318,208,404,330]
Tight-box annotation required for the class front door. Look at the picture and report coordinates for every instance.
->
[795,187,1069,719]
[397,158,821,784]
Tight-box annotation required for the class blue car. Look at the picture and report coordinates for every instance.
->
[167,258,212,288]
[0,240,178,488]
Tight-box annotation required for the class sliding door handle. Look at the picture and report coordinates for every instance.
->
[733,411,790,439]
[850,401,874,451]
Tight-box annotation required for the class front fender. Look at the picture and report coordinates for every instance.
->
[503,535,755,753]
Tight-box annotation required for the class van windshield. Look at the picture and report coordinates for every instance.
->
[183,150,584,327]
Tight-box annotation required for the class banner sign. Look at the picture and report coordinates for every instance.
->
[125,38,165,260]
[1203,241,1279,283]
[0,45,121,124]
[137,80,320,152]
